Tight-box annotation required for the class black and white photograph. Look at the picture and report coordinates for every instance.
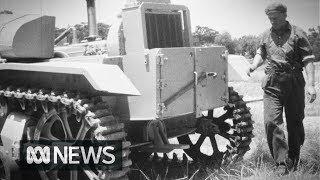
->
[0,0,319,179]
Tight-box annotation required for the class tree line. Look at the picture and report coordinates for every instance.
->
[193,25,320,61]
[55,22,110,44]
[55,24,320,61]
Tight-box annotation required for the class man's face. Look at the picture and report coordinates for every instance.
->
[267,12,287,30]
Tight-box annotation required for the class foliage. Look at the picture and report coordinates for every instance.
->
[214,32,236,54]
[97,23,110,39]
[73,22,110,41]
[73,22,88,42]
[308,26,320,62]
[55,22,110,44]
[193,25,219,46]
[235,35,260,58]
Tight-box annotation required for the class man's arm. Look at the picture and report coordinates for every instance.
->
[304,59,315,86]
[297,27,317,103]
[303,58,316,103]
[247,48,265,76]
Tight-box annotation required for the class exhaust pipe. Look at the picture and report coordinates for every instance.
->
[86,0,98,41]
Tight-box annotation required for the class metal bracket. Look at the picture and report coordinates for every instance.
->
[206,72,218,78]
[221,71,227,82]
[144,53,150,72]
[157,103,167,117]
[157,53,167,66]
[157,79,167,90]
[194,71,198,85]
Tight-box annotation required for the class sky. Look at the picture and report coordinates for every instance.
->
[1,0,319,38]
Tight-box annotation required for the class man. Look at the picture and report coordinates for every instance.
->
[247,2,317,172]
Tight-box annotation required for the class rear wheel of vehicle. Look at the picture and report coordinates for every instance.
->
[177,87,254,170]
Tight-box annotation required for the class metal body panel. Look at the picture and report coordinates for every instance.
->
[0,112,28,160]
[106,18,123,56]
[0,15,55,59]
[155,46,228,119]
[122,6,145,53]
[122,51,158,120]
[157,48,194,118]
[0,61,140,96]
[195,47,228,117]
[50,54,123,68]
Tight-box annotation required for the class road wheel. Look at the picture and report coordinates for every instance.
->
[29,96,131,180]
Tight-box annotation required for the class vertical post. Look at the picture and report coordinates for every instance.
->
[191,52,197,116]
[86,0,98,41]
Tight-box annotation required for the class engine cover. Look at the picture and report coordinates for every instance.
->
[0,14,55,60]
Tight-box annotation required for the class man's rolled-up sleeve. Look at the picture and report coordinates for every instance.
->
[297,29,315,62]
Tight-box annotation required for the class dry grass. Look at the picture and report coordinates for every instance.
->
[200,81,320,180]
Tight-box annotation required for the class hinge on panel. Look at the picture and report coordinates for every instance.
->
[157,53,167,66]
[157,79,167,90]
[144,53,150,72]
[221,71,227,82]
[156,103,167,117]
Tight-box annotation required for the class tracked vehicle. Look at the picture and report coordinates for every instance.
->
[0,0,254,179]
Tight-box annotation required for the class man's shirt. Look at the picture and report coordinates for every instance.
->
[257,22,315,71]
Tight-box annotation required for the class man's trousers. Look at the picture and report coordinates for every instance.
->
[262,71,305,165]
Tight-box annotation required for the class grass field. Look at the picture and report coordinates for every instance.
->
[199,67,320,179]
[227,83,320,180]
[172,70,320,179]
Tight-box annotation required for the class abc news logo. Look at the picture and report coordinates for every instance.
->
[20,140,122,170]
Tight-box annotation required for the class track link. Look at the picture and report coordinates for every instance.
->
[0,86,131,180]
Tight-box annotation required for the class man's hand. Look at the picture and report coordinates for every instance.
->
[306,85,317,103]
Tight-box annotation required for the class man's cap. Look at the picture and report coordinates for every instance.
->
[265,2,287,14]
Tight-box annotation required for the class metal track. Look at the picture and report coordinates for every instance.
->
[176,87,254,177]
[0,86,131,180]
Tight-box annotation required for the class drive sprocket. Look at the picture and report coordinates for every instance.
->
[177,87,254,170]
